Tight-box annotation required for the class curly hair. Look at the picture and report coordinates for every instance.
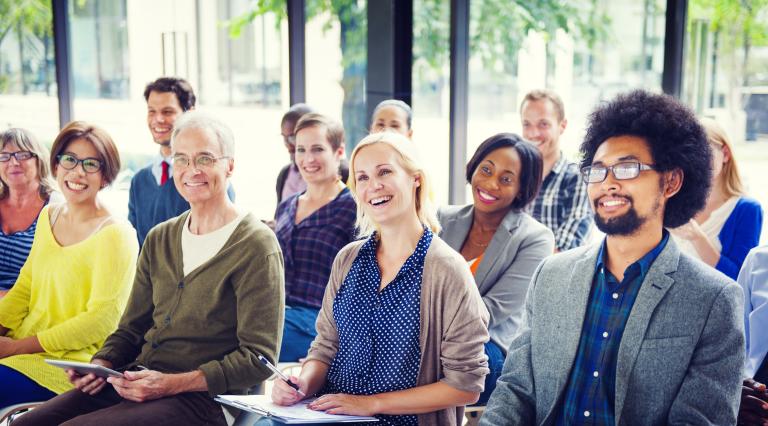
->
[579,90,711,228]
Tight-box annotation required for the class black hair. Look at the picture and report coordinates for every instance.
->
[143,77,196,111]
[580,89,711,228]
[371,99,413,129]
[281,103,316,127]
[466,132,543,210]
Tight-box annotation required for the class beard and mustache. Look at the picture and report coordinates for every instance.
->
[593,194,661,236]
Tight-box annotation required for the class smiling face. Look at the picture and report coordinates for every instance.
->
[294,125,343,185]
[470,146,521,216]
[55,138,104,205]
[172,127,233,206]
[371,105,412,138]
[0,142,39,192]
[521,99,566,162]
[588,135,670,236]
[147,91,185,148]
[353,143,420,228]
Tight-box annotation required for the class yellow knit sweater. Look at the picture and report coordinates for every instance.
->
[0,206,138,394]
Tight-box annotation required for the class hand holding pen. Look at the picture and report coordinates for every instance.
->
[259,355,307,405]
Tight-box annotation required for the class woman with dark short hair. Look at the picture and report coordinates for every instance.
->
[0,122,138,409]
[0,128,57,297]
[438,133,554,405]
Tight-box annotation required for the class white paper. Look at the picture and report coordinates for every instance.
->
[217,394,379,423]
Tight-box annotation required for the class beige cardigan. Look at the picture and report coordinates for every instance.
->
[307,235,490,426]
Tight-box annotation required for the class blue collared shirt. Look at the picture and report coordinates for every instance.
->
[558,231,669,425]
[738,245,768,378]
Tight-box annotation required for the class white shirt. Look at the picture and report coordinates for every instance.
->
[181,212,247,276]
[737,245,768,377]
[674,196,739,260]
[151,154,174,186]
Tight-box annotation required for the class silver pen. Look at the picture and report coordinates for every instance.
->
[258,355,306,396]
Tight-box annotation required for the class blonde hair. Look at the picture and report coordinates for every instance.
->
[0,128,55,200]
[348,131,440,237]
[700,117,744,196]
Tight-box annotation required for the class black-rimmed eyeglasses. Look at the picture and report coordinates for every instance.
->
[57,154,103,173]
[580,161,655,184]
[0,151,36,162]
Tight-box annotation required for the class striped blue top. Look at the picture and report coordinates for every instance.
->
[0,214,40,290]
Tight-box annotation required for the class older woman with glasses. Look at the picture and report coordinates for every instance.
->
[671,118,763,279]
[271,131,489,426]
[0,122,138,409]
[0,129,57,297]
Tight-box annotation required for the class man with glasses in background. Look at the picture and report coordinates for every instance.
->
[521,89,592,251]
[128,77,234,245]
[482,90,745,425]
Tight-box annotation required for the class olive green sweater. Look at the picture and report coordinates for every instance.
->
[94,212,285,396]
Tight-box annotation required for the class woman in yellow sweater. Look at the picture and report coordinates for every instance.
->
[0,122,138,408]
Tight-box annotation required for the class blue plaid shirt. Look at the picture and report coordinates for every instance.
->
[557,231,669,425]
[528,153,593,251]
[275,188,357,308]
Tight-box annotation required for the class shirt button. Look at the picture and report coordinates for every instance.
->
[584,411,590,417]
[603,331,609,338]
[593,371,599,377]
[612,293,619,299]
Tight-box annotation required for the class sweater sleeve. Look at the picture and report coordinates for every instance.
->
[306,242,362,366]
[716,198,763,280]
[198,243,285,396]
[37,225,138,356]
[436,254,490,393]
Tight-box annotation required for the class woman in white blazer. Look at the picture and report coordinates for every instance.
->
[438,133,554,404]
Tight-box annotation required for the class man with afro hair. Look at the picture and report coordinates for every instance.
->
[481,90,744,425]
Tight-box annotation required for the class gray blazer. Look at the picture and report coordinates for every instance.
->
[438,205,554,351]
[480,238,745,426]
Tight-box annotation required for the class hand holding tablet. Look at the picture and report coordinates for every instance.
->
[45,359,123,378]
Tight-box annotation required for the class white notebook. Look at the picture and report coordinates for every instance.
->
[216,394,379,424]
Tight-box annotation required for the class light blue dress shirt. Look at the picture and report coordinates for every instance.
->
[738,245,768,377]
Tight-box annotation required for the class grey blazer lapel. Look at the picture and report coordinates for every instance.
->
[440,206,473,250]
[474,210,522,291]
[614,240,680,423]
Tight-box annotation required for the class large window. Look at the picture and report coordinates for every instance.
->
[412,0,451,205]
[467,0,666,170]
[0,0,59,144]
[305,0,367,152]
[684,0,768,242]
[60,0,289,219]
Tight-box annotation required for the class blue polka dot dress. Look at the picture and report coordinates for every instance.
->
[324,228,433,425]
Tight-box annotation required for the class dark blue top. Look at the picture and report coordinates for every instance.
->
[0,214,40,290]
[128,165,235,246]
[275,188,357,308]
[558,231,669,425]
[716,196,763,280]
[325,229,432,426]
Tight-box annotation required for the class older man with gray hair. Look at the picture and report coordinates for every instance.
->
[16,111,285,426]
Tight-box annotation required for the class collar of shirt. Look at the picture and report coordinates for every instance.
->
[359,226,433,288]
[595,229,670,281]
[151,153,174,186]
[549,151,569,176]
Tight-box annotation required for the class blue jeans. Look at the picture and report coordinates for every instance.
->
[279,305,320,362]
[0,365,56,409]
[476,340,505,405]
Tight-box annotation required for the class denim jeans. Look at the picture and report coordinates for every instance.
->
[279,304,320,362]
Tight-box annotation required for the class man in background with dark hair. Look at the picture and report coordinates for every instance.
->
[128,77,234,245]
[482,90,744,425]
[276,103,315,205]
[521,89,592,251]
